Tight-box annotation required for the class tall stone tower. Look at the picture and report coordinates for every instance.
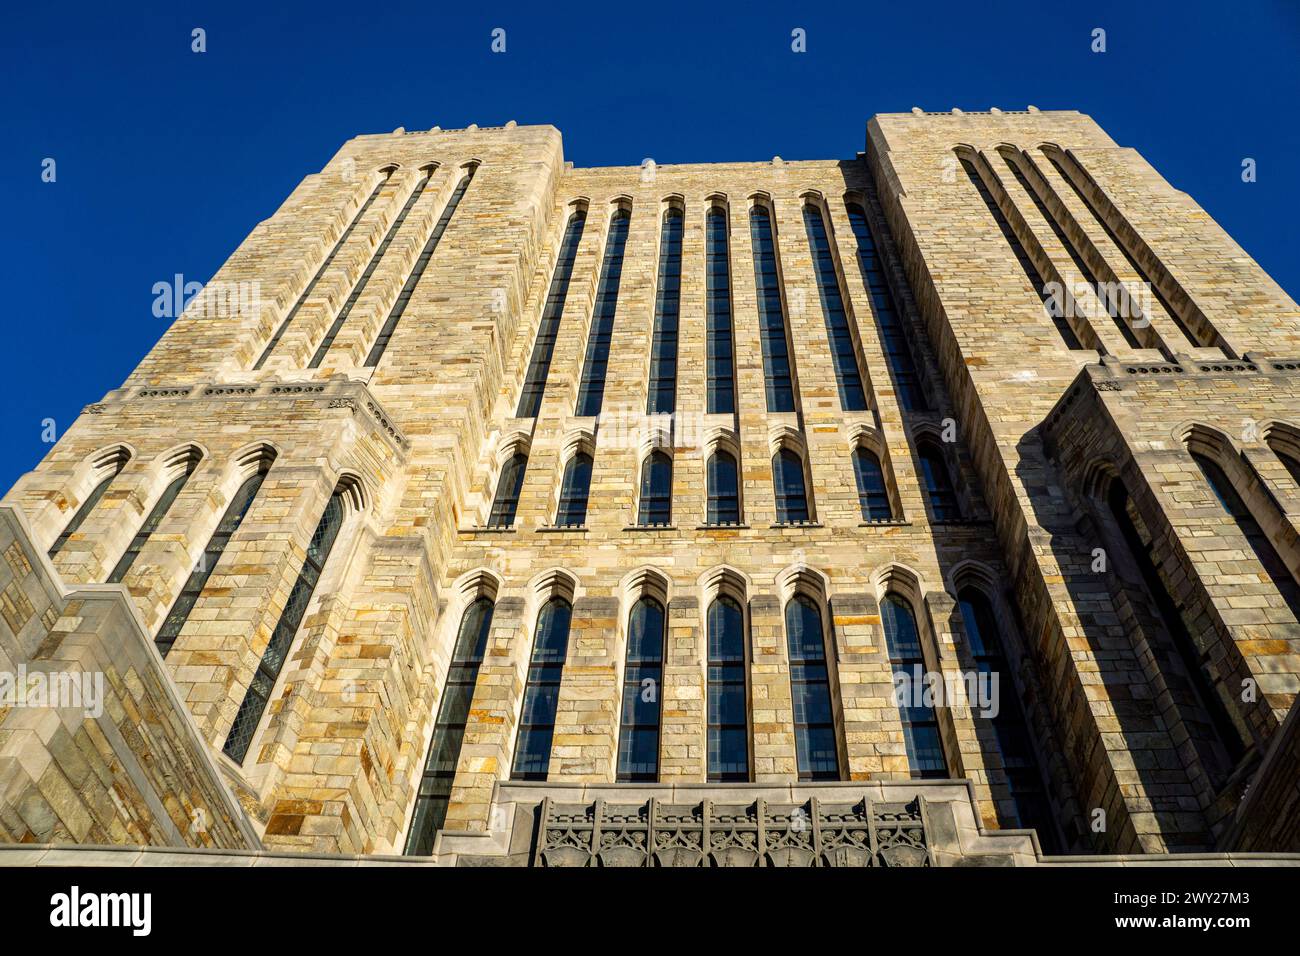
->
[2,110,1297,866]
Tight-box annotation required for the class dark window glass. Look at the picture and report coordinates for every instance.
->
[707,596,749,781]
[785,595,840,780]
[518,210,587,416]
[1278,450,1300,488]
[156,464,269,657]
[49,459,127,558]
[555,452,593,527]
[803,204,869,410]
[224,490,347,762]
[487,452,528,528]
[108,460,198,583]
[405,596,494,855]
[638,451,672,527]
[647,208,683,414]
[918,442,961,521]
[706,207,736,414]
[750,205,796,413]
[853,447,893,521]
[364,169,476,367]
[844,202,929,411]
[617,597,664,782]
[512,597,572,780]
[707,451,741,525]
[772,448,810,524]
[576,209,632,416]
[882,594,948,779]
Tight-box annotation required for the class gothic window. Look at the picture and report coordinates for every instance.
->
[772,448,810,524]
[803,203,869,410]
[881,594,948,778]
[785,594,840,781]
[638,451,672,527]
[853,446,893,521]
[511,596,572,780]
[517,209,587,417]
[616,597,665,782]
[575,207,632,416]
[917,441,961,521]
[555,451,593,528]
[48,453,128,558]
[108,455,199,583]
[750,204,796,413]
[487,451,528,529]
[707,595,749,781]
[647,207,683,414]
[706,206,736,414]
[707,450,741,525]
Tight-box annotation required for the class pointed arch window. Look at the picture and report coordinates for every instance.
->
[555,452,593,527]
[487,451,528,528]
[49,453,129,558]
[223,487,349,763]
[647,207,683,414]
[853,446,893,521]
[638,451,672,527]
[707,450,741,526]
[750,205,796,413]
[917,441,961,521]
[512,596,572,780]
[706,206,736,414]
[772,448,810,524]
[405,594,494,855]
[786,594,840,781]
[156,457,272,657]
[708,595,749,781]
[517,209,587,417]
[108,455,200,583]
[804,203,869,410]
[881,594,948,778]
[617,597,665,782]
[576,207,632,417]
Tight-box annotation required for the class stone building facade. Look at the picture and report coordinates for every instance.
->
[2,109,1298,866]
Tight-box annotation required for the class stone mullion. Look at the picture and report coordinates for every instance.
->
[550,595,619,782]
[49,464,153,586]
[660,595,704,781]
[674,201,708,526]
[830,591,905,780]
[749,593,796,781]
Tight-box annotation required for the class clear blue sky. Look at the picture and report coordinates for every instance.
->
[2,0,1297,491]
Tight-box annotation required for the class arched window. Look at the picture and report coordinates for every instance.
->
[881,594,948,778]
[223,486,349,763]
[517,209,586,417]
[917,441,960,521]
[750,205,796,413]
[958,587,1059,851]
[555,452,593,528]
[255,169,393,369]
[576,207,632,417]
[638,451,672,526]
[803,203,869,410]
[405,595,494,855]
[364,167,476,367]
[707,595,749,781]
[617,597,664,782]
[512,596,573,780]
[707,450,741,525]
[156,457,272,657]
[844,201,928,411]
[647,207,682,414]
[785,594,840,780]
[772,448,810,524]
[959,158,1082,350]
[853,446,894,521]
[487,451,528,528]
[49,453,129,558]
[308,168,434,369]
[705,206,736,414]
[108,453,200,583]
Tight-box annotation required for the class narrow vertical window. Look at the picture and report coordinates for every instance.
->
[617,597,664,781]
[959,587,1059,852]
[364,168,476,367]
[917,441,960,521]
[853,446,894,521]
[707,596,749,781]
[637,451,672,527]
[707,450,741,525]
[750,205,796,413]
[108,455,200,583]
[959,159,1083,350]
[555,452,593,527]
[512,597,572,780]
[49,454,128,558]
[223,488,347,763]
[405,595,494,855]
[803,203,869,410]
[308,169,433,368]
[844,202,929,411]
[785,595,840,781]
[256,170,392,369]
[575,208,632,417]
[706,206,736,414]
[647,207,682,414]
[517,210,587,417]
[1275,448,1300,487]
[487,451,528,529]
[772,448,810,524]
[156,460,271,657]
[882,594,948,778]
